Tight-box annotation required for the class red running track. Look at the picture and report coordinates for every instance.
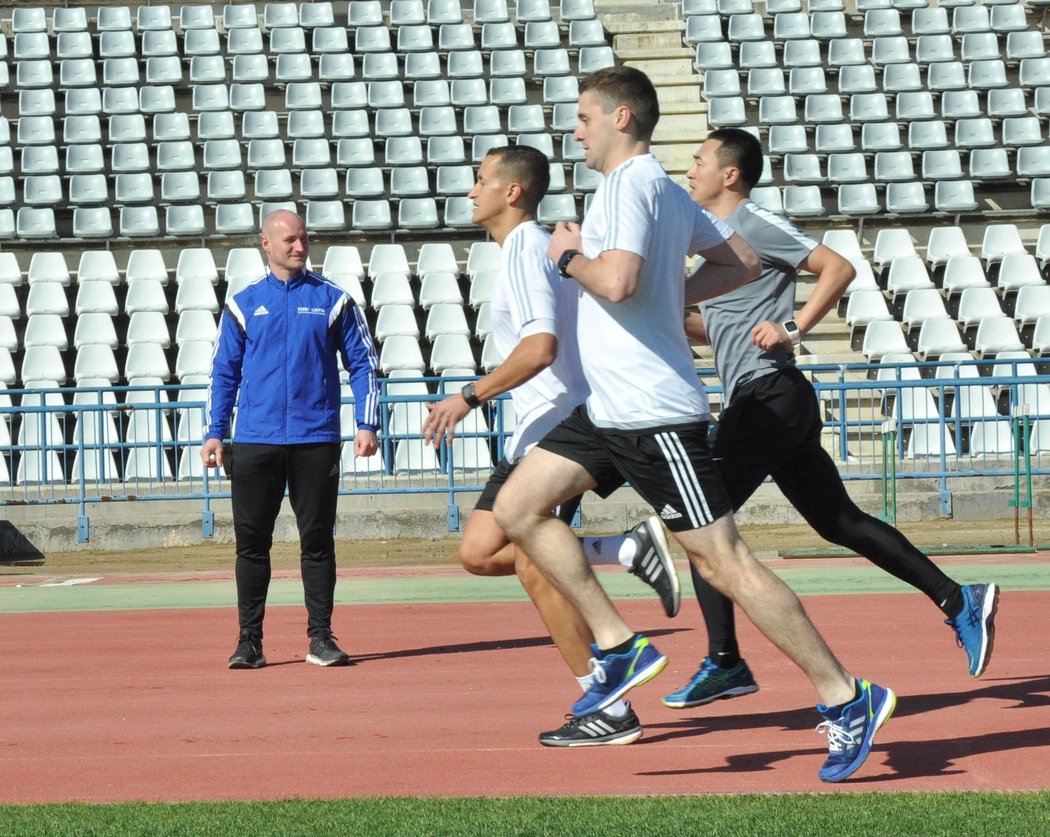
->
[2,593,1048,803]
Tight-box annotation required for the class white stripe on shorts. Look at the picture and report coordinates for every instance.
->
[654,431,714,528]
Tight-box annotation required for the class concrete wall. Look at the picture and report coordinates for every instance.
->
[3,474,1047,555]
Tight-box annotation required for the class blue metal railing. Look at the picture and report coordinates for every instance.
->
[3,358,1050,541]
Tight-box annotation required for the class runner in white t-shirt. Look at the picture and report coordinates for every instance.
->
[421,146,680,747]
[493,66,896,783]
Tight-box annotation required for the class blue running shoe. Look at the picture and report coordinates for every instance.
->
[662,657,758,709]
[946,583,999,677]
[816,679,896,783]
[571,635,667,718]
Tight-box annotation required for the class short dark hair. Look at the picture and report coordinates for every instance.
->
[707,128,764,190]
[485,144,551,211]
[579,66,660,142]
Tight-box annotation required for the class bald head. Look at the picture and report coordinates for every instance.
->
[260,210,309,280]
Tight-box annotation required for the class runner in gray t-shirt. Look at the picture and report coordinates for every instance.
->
[661,129,1000,711]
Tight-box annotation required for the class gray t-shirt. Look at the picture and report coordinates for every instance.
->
[699,200,818,404]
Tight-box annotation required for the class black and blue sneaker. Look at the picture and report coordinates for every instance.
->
[946,583,999,677]
[662,657,758,709]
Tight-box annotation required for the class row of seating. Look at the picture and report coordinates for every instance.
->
[0,241,499,286]
[4,1,597,36]
[760,115,1050,161]
[773,146,1050,183]
[710,88,1050,132]
[750,179,1031,218]
[702,58,1050,100]
[1,16,607,61]
[0,322,499,386]
[684,0,1024,17]
[2,276,495,344]
[6,74,586,115]
[696,31,1047,75]
[3,48,615,94]
[5,102,584,147]
[831,223,1050,360]
[0,192,580,239]
[1,163,596,209]
[685,3,1034,47]
[5,128,586,170]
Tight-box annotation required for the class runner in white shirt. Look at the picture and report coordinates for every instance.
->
[421,146,679,747]
[494,66,896,783]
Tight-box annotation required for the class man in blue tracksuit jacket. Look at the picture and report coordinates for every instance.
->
[201,210,381,670]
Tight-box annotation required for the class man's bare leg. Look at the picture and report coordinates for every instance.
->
[494,448,633,650]
[460,509,593,674]
[673,513,855,708]
[514,549,594,674]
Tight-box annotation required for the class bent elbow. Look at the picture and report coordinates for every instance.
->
[604,276,639,304]
[742,252,762,281]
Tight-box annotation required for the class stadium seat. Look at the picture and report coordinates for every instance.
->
[916,318,968,360]
[957,287,1004,330]
[862,320,910,360]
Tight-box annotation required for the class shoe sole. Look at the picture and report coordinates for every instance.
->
[819,686,897,783]
[228,656,266,670]
[539,726,644,748]
[306,653,350,667]
[643,514,681,618]
[662,682,758,709]
[575,653,668,717]
[972,583,999,678]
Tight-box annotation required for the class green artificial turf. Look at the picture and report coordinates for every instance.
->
[4,792,1050,836]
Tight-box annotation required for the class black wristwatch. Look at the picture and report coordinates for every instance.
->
[557,249,581,278]
[461,382,482,408]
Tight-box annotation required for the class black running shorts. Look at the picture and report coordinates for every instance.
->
[536,405,732,532]
[475,456,581,524]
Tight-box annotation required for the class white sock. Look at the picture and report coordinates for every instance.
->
[576,674,630,717]
[580,534,634,568]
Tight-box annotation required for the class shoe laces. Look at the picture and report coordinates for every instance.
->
[816,718,856,754]
[945,600,980,649]
[587,656,607,684]
[687,658,720,686]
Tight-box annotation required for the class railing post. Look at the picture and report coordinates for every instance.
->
[880,417,897,524]
[1010,403,1034,547]
[837,365,849,461]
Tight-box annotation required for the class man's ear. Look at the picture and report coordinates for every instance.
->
[506,181,525,206]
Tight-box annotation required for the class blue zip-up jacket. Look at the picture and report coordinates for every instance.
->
[204,269,380,444]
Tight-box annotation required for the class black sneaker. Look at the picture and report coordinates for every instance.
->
[228,635,266,669]
[627,515,681,617]
[306,633,350,667]
[538,703,644,747]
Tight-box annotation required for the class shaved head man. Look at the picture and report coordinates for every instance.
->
[204,211,380,669]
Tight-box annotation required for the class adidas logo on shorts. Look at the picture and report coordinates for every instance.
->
[659,504,682,521]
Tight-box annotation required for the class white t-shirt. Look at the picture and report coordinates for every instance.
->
[576,153,735,429]
[491,220,588,461]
